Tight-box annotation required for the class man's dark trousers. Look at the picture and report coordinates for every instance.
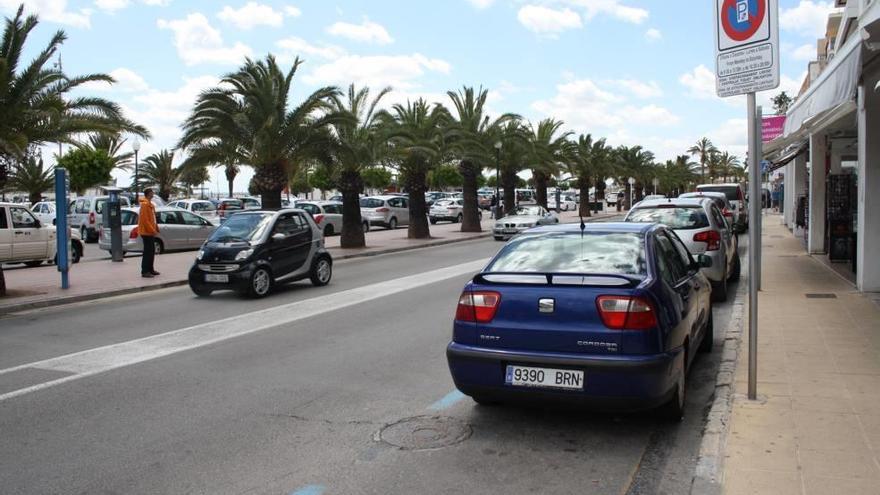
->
[141,235,155,275]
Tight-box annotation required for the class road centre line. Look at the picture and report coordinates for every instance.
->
[0,258,489,402]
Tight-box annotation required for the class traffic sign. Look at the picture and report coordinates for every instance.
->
[714,0,779,97]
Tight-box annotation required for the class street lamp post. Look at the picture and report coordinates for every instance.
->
[652,177,660,196]
[132,138,141,202]
[494,141,502,219]
[628,176,635,210]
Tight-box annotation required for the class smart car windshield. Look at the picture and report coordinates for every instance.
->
[487,232,646,275]
[208,213,272,242]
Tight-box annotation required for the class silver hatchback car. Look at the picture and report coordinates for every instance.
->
[624,198,740,302]
[99,206,217,254]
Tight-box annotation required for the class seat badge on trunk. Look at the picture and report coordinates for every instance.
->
[538,298,555,313]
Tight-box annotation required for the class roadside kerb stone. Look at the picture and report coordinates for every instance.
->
[689,278,747,495]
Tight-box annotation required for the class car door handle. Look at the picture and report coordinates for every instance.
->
[14,231,23,234]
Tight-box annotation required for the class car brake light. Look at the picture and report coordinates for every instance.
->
[596,296,657,330]
[737,188,744,202]
[693,230,721,251]
[314,214,324,224]
[455,291,501,323]
[130,227,139,239]
[376,207,389,213]
[89,212,95,224]
[722,208,733,218]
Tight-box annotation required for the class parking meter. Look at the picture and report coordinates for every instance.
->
[555,189,561,212]
[104,187,124,262]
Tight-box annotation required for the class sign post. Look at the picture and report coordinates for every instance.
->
[54,168,70,290]
[715,0,779,401]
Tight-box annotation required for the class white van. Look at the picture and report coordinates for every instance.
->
[69,195,131,243]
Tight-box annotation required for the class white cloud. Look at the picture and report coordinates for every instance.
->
[517,5,582,35]
[284,5,301,17]
[465,0,495,8]
[94,0,128,12]
[791,42,816,61]
[82,67,150,92]
[276,37,346,61]
[644,28,661,42]
[157,13,253,66]
[326,19,393,44]
[566,0,648,24]
[305,54,450,90]
[142,0,170,5]
[679,64,717,100]
[616,79,662,99]
[0,0,92,28]
[780,0,836,38]
[217,2,284,30]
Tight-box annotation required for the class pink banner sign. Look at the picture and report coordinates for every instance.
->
[762,115,786,143]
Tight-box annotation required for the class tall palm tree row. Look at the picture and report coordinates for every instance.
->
[687,137,719,181]
[135,149,181,202]
[528,118,571,209]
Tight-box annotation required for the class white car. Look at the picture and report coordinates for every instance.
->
[492,205,559,241]
[297,201,346,236]
[167,199,220,221]
[360,195,409,230]
[555,195,577,212]
[429,198,483,224]
[0,202,83,266]
[69,195,132,243]
[30,201,57,225]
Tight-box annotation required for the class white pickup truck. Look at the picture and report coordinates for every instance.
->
[0,202,83,267]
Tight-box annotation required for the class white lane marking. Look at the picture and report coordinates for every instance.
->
[0,258,489,402]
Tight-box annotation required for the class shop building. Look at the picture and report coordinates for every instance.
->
[764,0,880,292]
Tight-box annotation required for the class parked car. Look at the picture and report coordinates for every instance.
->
[98,206,217,254]
[446,222,713,419]
[297,201,346,236]
[167,199,220,221]
[30,201,57,225]
[214,198,244,222]
[241,197,261,210]
[555,194,577,212]
[0,202,83,266]
[625,198,739,302]
[478,193,493,210]
[188,209,332,298]
[679,191,736,227]
[696,183,747,232]
[429,199,483,224]
[492,205,558,241]
[360,195,409,230]
[69,195,132,242]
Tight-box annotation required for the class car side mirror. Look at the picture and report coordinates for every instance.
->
[271,233,286,242]
[697,254,713,268]
[52,218,57,226]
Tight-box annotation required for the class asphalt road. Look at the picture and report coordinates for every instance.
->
[0,231,745,495]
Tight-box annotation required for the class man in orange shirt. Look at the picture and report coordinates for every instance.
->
[138,188,160,278]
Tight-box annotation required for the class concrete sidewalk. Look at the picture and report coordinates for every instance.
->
[719,215,880,494]
[0,209,618,314]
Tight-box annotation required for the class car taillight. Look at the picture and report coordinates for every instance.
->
[314,214,324,224]
[89,212,95,224]
[130,227,139,239]
[455,291,501,323]
[596,296,657,330]
[722,208,733,218]
[737,188,744,202]
[376,207,390,213]
[693,230,721,251]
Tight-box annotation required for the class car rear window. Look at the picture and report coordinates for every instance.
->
[360,198,384,208]
[697,186,739,201]
[487,232,646,275]
[627,206,709,230]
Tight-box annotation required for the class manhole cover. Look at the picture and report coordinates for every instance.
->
[805,293,837,299]
[378,416,471,450]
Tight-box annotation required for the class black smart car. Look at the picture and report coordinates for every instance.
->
[188,209,332,298]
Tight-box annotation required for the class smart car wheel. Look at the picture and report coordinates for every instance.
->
[247,267,273,298]
[309,256,332,287]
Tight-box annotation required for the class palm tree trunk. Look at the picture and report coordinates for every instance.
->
[458,160,482,233]
[534,171,548,209]
[406,168,430,239]
[29,191,41,205]
[578,178,591,217]
[254,161,285,209]
[225,165,236,198]
[339,170,366,249]
[501,169,517,216]
[0,267,5,297]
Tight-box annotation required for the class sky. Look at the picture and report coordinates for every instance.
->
[1,0,841,194]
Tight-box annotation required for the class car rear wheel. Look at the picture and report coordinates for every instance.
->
[729,254,741,282]
[247,267,273,298]
[712,270,728,303]
[154,239,165,255]
[659,358,686,421]
[71,242,82,264]
[430,218,437,225]
[699,310,714,353]
[388,217,398,230]
[309,256,332,287]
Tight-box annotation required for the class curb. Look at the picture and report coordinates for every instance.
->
[0,232,493,316]
[690,278,748,495]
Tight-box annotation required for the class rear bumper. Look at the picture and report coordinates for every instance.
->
[446,342,682,411]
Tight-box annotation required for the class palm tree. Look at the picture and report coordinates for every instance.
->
[528,118,571,209]
[615,146,655,208]
[714,151,742,182]
[178,55,339,209]
[566,134,608,217]
[327,84,391,248]
[376,98,448,239]
[687,137,718,181]
[494,119,529,216]
[9,151,53,204]
[445,86,515,232]
[80,133,133,171]
[0,6,148,161]
[136,149,180,201]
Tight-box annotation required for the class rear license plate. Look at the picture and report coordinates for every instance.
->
[505,365,584,390]
[205,274,228,283]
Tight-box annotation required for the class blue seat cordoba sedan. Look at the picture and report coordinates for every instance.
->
[446,222,714,419]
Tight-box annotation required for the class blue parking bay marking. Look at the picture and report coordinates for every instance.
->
[428,390,466,410]
[290,484,325,495]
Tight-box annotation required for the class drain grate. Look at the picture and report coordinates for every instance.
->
[378,416,471,451]
[805,293,837,299]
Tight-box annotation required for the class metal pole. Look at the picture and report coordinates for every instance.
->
[747,93,759,400]
[134,149,139,202]
[495,147,501,219]
[756,105,763,291]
